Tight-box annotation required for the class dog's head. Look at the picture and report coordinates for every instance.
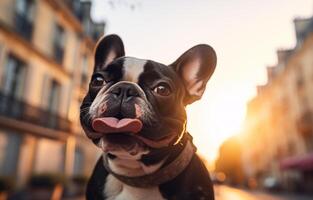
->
[80,35,216,175]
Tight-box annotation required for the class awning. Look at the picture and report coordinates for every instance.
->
[280,153,313,171]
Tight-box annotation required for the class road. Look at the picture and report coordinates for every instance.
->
[214,185,312,200]
[63,185,312,200]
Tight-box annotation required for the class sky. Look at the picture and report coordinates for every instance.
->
[91,0,312,165]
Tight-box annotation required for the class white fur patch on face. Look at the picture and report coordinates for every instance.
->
[123,57,147,83]
[104,175,165,200]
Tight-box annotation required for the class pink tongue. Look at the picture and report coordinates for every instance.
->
[92,117,143,134]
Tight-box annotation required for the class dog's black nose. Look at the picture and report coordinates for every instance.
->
[111,83,139,100]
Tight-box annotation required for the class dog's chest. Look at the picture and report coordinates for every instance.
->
[104,175,165,200]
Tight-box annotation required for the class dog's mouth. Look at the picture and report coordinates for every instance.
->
[91,117,177,149]
[99,133,147,158]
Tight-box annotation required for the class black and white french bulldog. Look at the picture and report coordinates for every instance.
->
[80,34,217,200]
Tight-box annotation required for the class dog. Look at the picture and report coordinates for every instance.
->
[80,34,217,200]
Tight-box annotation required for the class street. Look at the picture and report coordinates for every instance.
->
[214,185,312,200]
[62,185,312,200]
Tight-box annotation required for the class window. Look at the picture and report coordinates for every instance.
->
[65,0,82,20]
[1,54,27,99]
[287,141,295,156]
[15,0,35,40]
[303,132,313,152]
[80,55,89,88]
[73,147,84,175]
[53,24,65,64]
[0,132,22,176]
[47,79,61,113]
[296,66,304,89]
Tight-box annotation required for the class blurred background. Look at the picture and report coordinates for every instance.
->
[0,0,312,199]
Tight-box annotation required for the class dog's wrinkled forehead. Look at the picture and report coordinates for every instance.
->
[122,57,147,83]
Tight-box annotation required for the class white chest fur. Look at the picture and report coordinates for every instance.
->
[104,175,165,200]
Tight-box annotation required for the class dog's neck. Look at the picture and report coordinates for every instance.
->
[102,133,196,188]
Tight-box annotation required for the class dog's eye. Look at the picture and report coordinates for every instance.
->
[91,74,105,87]
[153,84,171,96]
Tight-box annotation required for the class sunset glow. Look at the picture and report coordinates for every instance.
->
[186,86,248,163]
[93,0,312,165]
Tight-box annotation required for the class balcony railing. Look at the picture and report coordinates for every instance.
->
[0,91,71,133]
[14,13,33,40]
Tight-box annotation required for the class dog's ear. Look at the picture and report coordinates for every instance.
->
[94,34,125,72]
[171,44,217,105]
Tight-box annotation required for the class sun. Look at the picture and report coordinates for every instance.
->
[186,89,248,166]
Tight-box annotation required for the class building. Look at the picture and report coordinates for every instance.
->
[241,15,313,192]
[0,0,104,186]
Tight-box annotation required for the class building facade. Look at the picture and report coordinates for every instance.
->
[0,0,104,186]
[241,16,313,192]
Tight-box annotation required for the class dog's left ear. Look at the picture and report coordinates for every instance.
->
[171,44,217,105]
[94,34,125,72]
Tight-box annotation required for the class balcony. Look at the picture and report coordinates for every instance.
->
[0,91,71,133]
[14,13,33,40]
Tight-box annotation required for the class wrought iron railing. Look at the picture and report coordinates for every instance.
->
[0,91,71,133]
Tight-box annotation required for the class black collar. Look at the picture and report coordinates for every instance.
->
[102,135,196,188]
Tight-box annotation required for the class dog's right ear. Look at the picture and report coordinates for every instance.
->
[94,34,125,72]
